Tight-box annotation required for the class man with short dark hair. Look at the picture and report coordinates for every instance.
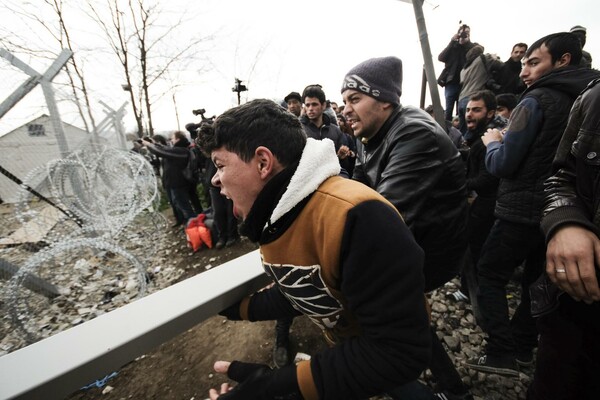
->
[466,32,600,376]
[284,91,302,117]
[570,25,593,68]
[452,91,507,302]
[301,85,351,174]
[203,99,431,400]
[330,101,339,113]
[495,93,518,119]
[496,43,528,95]
[342,56,471,400]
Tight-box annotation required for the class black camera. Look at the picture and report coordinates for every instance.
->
[458,24,469,39]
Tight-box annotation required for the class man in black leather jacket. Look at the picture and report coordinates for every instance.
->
[342,56,470,400]
[528,78,600,399]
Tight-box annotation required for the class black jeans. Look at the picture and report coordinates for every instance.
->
[209,187,238,241]
[460,196,496,298]
[188,184,203,214]
[528,296,600,400]
[169,186,197,223]
[476,219,544,356]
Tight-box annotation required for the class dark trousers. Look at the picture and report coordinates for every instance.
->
[188,184,203,214]
[460,196,496,294]
[527,296,600,400]
[209,187,238,241]
[275,316,293,342]
[165,188,184,224]
[387,380,437,399]
[169,186,197,223]
[425,249,468,395]
[444,82,461,121]
[476,219,544,356]
[429,326,467,394]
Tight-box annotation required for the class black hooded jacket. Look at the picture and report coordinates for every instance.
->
[495,66,600,225]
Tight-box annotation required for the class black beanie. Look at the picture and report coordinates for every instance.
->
[341,56,402,105]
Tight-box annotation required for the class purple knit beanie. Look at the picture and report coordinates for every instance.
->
[341,56,402,105]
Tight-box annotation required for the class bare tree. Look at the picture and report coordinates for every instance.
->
[87,0,212,137]
[87,0,145,137]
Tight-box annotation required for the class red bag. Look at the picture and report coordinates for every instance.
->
[185,214,213,251]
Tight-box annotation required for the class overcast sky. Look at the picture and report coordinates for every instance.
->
[0,0,598,136]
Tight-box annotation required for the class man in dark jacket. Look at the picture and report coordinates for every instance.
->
[465,91,506,266]
[496,43,528,95]
[438,24,476,121]
[570,25,593,68]
[466,32,600,377]
[284,91,302,117]
[144,131,197,224]
[529,78,600,400]
[342,56,471,399]
[300,85,352,176]
[202,99,431,400]
[449,90,507,303]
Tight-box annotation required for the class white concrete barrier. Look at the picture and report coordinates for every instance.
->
[0,249,269,400]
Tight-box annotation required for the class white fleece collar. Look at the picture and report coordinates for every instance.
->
[267,138,341,227]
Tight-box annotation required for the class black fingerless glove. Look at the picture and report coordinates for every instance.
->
[218,361,302,400]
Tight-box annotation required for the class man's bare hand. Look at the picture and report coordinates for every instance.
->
[337,145,351,159]
[208,361,232,399]
[482,128,504,146]
[546,225,600,303]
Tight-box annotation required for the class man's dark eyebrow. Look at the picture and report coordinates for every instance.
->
[524,56,540,64]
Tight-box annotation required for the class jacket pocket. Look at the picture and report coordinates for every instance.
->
[572,129,600,167]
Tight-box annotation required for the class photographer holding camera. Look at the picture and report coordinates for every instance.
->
[438,23,477,122]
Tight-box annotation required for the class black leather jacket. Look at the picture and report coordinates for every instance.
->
[531,78,600,317]
[541,77,600,239]
[353,106,468,291]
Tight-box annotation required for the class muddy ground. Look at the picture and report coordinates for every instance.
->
[65,226,326,400]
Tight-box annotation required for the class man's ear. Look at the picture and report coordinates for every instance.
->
[381,101,395,112]
[255,146,276,179]
[555,52,572,68]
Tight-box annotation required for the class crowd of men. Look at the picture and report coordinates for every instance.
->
[137,25,598,400]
